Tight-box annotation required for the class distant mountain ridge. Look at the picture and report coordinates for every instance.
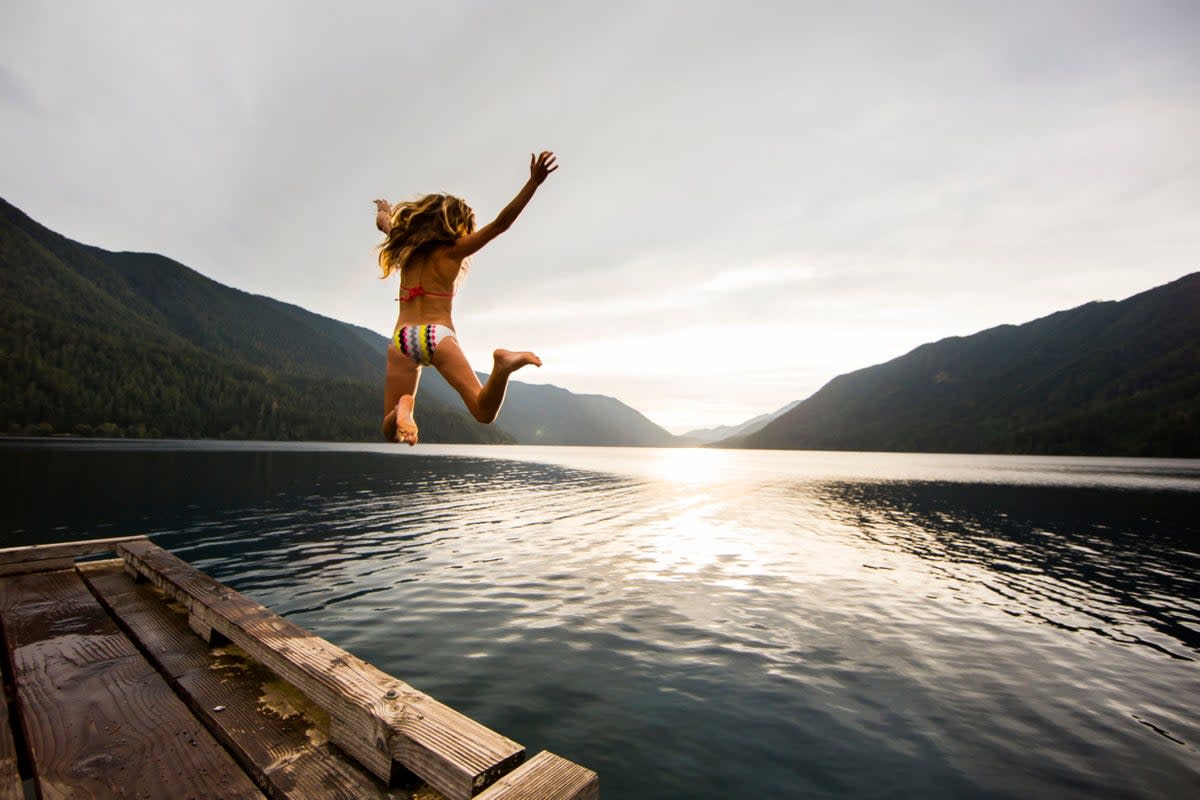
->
[721,273,1200,457]
[0,197,679,446]
[681,400,802,444]
[470,378,679,447]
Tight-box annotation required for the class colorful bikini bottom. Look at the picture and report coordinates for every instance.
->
[393,324,456,367]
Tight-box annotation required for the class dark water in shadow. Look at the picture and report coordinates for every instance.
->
[2,440,1198,798]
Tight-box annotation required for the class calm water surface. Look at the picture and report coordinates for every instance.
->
[2,440,1198,798]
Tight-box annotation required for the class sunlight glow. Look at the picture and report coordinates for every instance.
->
[646,448,736,485]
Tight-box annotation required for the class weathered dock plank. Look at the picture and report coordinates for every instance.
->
[118,539,525,799]
[0,536,148,574]
[79,560,432,800]
[0,558,74,578]
[475,752,598,800]
[0,568,265,800]
[0,677,20,800]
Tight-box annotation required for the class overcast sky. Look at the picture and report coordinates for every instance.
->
[3,1,1197,433]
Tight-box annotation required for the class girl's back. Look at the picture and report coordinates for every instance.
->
[394,247,462,329]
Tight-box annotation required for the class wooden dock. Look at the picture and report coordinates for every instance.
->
[0,537,598,800]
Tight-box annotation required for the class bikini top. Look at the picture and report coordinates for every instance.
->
[397,285,455,302]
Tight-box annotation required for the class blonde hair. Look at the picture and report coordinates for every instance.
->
[377,194,476,279]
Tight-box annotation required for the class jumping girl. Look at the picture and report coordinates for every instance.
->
[375,151,558,445]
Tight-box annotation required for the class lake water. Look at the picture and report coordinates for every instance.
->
[2,439,1199,798]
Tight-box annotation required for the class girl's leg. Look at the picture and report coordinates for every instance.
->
[382,344,421,445]
[432,338,541,424]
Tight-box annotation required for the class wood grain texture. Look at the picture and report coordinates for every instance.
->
[0,537,148,569]
[119,540,525,799]
[0,558,73,577]
[79,561,433,800]
[475,752,598,800]
[0,568,264,800]
[0,676,21,800]
[77,560,212,680]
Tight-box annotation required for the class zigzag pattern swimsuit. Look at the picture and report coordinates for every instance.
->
[392,283,457,366]
[393,323,455,367]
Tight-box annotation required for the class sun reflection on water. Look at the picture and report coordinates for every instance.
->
[633,503,744,580]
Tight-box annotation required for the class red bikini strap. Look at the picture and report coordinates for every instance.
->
[397,285,454,302]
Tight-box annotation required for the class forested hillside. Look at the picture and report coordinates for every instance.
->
[724,272,1200,457]
[0,198,509,442]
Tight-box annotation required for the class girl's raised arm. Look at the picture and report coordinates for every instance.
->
[445,151,557,260]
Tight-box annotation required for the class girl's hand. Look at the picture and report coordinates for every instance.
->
[529,151,558,185]
[374,199,393,234]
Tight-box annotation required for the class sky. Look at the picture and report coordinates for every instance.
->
[2,1,1197,434]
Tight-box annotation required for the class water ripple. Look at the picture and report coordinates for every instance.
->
[3,441,1199,798]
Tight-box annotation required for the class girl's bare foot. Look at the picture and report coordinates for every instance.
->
[493,348,542,374]
[394,395,418,446]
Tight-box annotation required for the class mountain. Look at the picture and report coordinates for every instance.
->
[0,198,675,446]
[420,371,679,447]
[721,273,1200,457]
[681,400,802,444]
